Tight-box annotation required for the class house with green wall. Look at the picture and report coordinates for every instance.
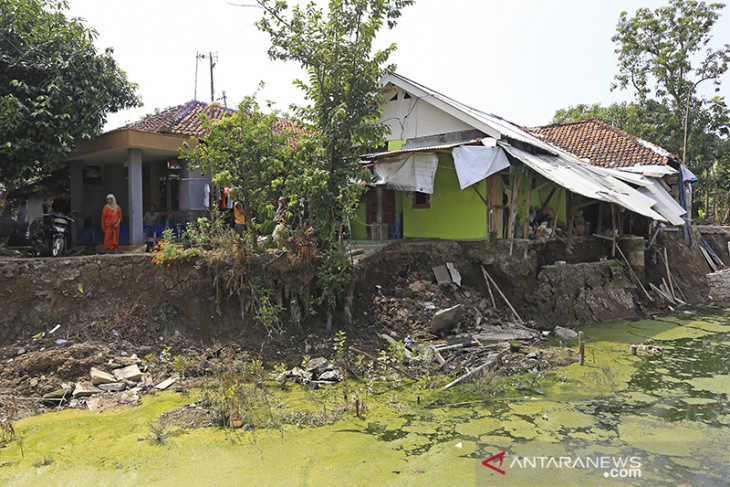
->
[351,74,687,244]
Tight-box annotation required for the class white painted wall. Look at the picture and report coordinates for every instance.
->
[379,87,473,141]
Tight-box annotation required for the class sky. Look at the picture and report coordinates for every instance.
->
[64,0,730,132]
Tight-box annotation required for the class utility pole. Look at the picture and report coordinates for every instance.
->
[209,51,217,103]
[194,52,218,102]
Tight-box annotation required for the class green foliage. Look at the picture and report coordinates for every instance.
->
[472,370,504,396]
[248,277,286,336]
[611,0,730,176]
[315,246,353,309]
[515,369,544,395]
[200,359,278,428]
[0,0,140,192]
[333,330,349,365]
[182,95,303,244]
[256,0,413,304]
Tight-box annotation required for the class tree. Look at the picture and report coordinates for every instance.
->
[254,0,413,307]
[612,0,730,166]
[183,95,303,245]
[0,0,140,195]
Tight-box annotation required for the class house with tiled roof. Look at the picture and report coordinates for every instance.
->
[65,101,235,247]
[353,74,689,245]
[529,118,696,233]
[529,118,679,170]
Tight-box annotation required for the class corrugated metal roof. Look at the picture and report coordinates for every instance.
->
[361,139,480,160]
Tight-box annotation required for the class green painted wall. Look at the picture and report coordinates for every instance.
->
[402,154,488,240]
[508,173,567,227]
[388,139,406,151]
[350,195,369,240]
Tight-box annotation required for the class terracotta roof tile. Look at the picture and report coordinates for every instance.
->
[529,118,678,167]
[116,100,306,137]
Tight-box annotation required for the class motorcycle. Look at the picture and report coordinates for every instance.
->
[29,211,74,257]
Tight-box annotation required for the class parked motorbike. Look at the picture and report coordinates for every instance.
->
[29,211,74,257]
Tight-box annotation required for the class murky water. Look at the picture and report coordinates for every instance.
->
[1,309,729,486]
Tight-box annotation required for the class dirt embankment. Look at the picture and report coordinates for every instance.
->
[0,228,719,347]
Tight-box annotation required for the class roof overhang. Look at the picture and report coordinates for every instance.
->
[65,129,197,164]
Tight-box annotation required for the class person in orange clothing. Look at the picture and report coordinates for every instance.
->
[102,194,122,253]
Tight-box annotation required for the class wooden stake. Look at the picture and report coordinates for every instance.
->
[482,268,523,324]
[578,331,585,366]
[481,265,497,308]
[614,244,652,300]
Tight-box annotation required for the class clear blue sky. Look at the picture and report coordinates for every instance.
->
[65,0,730,131]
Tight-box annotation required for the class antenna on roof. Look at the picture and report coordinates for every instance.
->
[194,52,206,101]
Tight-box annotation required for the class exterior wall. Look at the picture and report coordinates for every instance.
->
[350,197,369,241]
[380,88,473,142]
[402,153,488,240]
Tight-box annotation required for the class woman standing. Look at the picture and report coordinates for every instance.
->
[102,194,122,253]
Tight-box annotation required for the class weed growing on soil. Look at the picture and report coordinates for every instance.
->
[248,277,286,336]
[147,420,170,444]
[200,359,280,429]
[472,371,505,396]
[0,396,18,446]
[32,456,53,468]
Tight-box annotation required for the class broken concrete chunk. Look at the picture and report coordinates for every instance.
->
[98,383,126,392]
[86,390,139,411]
[90,367,117,385]
[306,357,332,377]
[112,364,143,382]
[430,304,465,334]
[72,381,102,397]
[155,377,177,390]
[554,326,579,340]
[318,370,341,382]
[379,334,397,346]
[284,367,313,384]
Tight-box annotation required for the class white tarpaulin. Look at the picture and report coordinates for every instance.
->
[452,145,510,189]
[373,153,439,194]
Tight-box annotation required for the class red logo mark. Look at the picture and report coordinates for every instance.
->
[482,451,506,475]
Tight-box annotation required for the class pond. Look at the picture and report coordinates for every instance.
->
[1,309,729,486]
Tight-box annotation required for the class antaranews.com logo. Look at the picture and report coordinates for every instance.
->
[478,450,642,485]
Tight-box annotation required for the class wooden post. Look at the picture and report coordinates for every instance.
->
[566,193,578,253]
[551,188,563,235]
[611,204,617,258]
[630,345,637,356]
[507,173,522,241]
[663,247,677,301]
[522,172,533,239]
[578,331,585,366]
[597,202,603,234]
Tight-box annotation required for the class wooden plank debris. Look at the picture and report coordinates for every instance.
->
[481,268,524,324]
[480,265,497,308]
[442,353,502,390]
